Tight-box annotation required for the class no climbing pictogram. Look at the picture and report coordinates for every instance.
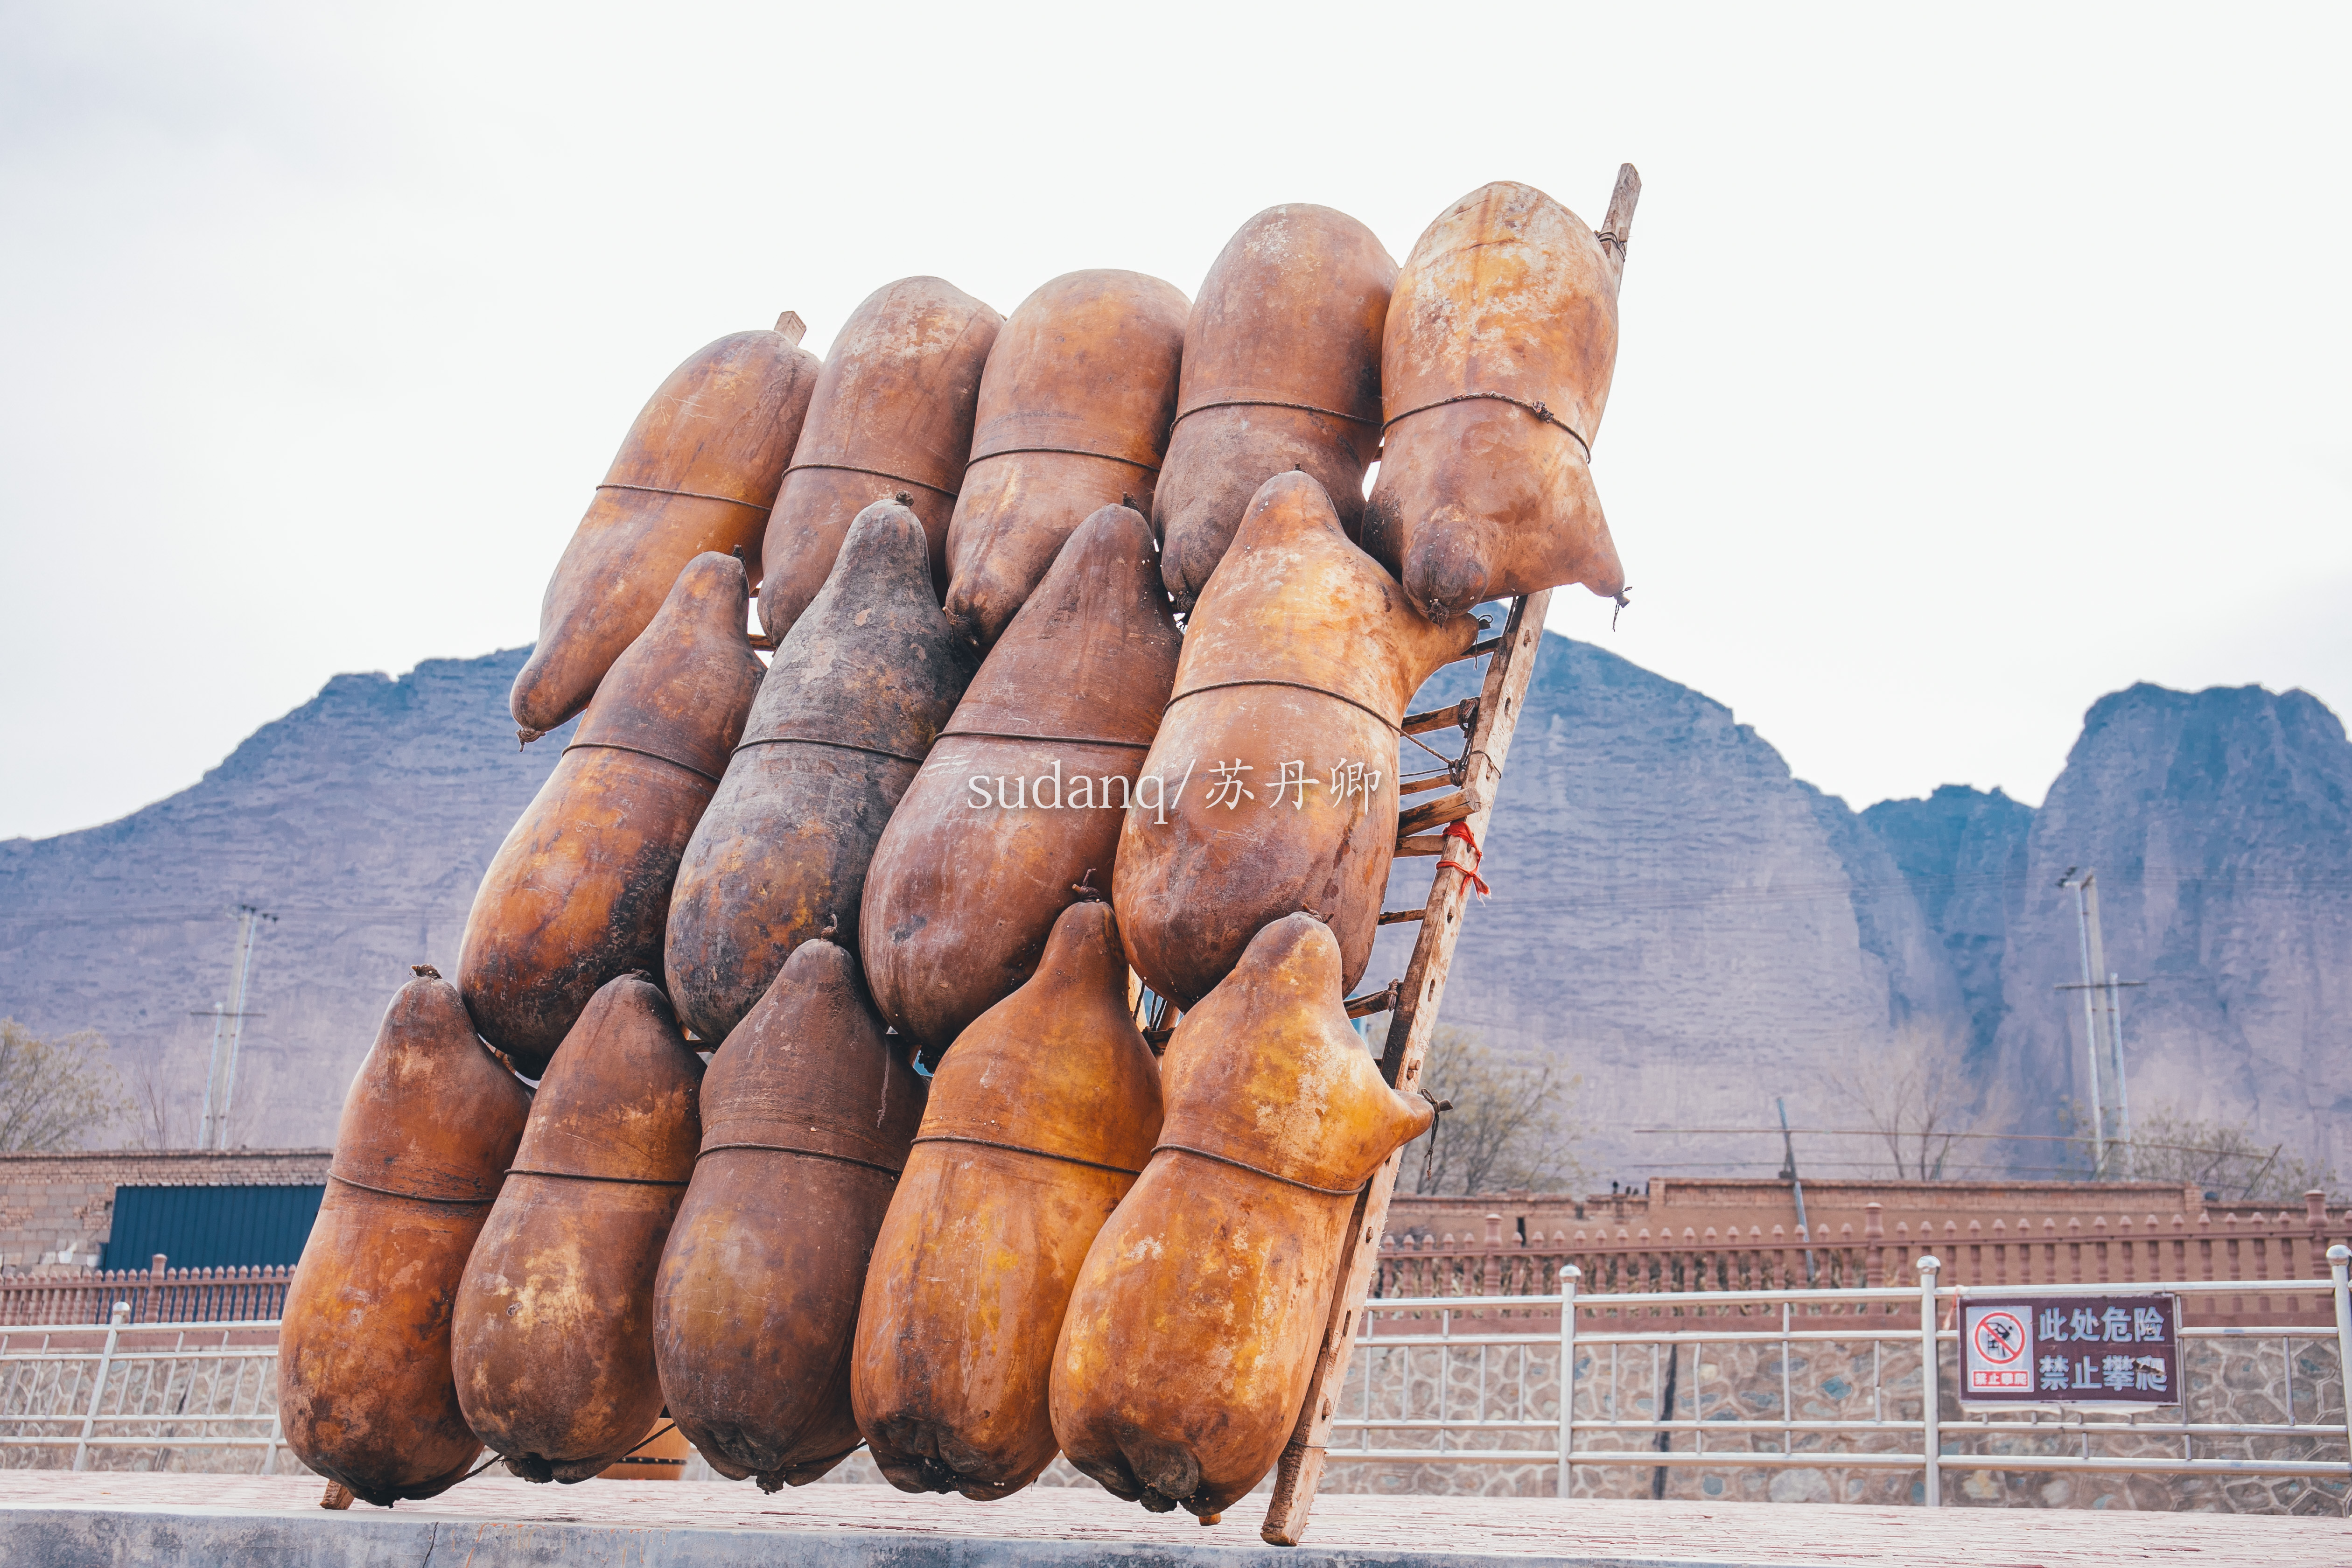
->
[1959,1294,2179,1407]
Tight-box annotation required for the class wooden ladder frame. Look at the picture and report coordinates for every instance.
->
[1260,162,1639,1547]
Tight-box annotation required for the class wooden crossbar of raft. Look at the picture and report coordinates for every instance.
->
[1261,162,1642,1548]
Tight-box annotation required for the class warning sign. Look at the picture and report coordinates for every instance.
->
[1957,1294,2180,1408]
[1967,1306,2030,1392]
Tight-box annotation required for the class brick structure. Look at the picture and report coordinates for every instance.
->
[1388,1177,2209,1248]
[0,1149,330,1274]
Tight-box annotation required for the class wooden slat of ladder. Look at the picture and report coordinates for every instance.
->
[1260,161,1640,1546]
[1259,584,1551,1544]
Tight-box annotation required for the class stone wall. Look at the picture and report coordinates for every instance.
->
[1315,1318,2347,1515]
[0,1149,329,1272]
[789,1319,2348,1516]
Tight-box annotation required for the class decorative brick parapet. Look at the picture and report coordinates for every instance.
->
[1376,1194,2347,1326]
[0,1149,330,1274]
[1388,1178,2211,1247]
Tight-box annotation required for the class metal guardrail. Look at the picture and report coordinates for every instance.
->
[11,1257,2348,1499]
[0,1304,287,1473]
[1330,1246,2352,1502]
[0,1262,293,1327]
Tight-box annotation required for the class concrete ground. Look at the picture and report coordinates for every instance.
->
[1,1470,2346,1566]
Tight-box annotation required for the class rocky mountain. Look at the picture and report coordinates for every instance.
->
[3,637,2342,1188]
[1371,647,2345,1186]
[1982,684,2351,1177]
[0,649,571,1146]
[1374,637,1979,1186]
[1859,785,2033,1071]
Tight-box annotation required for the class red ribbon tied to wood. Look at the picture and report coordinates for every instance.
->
[1442,820,1491,897]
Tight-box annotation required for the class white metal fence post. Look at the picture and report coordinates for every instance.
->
[2329,1245,2351,1477]
[1918,1255,1942,1507]
[71,1301,130,1473]
[1558,1265,1581,1500]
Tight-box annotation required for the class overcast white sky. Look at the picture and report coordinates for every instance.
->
[2,3,2345,841]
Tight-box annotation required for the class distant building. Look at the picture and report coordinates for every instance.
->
[0,1149,329,1274]
[104,1182,324,1270]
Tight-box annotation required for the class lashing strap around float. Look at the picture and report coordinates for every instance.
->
[327,1170,495,1207]
[1163,679,1398,735]
[1382,392,1592,463]
[561,740,722,786]
[782,462,957,498]
[1155,1142,1366,1197]
[910,1134,1142,1178]
[697,1141,906,1180]
[731,735,930,766]
[504,1168,689,1188]
[966,445,1161,474]
[938,729,1153,751]
[1170,397,1375,430]
[595,482,772,512]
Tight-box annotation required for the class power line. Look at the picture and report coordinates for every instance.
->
[1635,1126,2086,1143]
[1382,866,2352,917]
[5,869,2341,937]
[9,866,2345,930]
[1628,1125,2280,1160]
[1611,1161,2190,1179]
[0,903,455,928]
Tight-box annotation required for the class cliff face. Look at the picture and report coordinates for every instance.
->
[1985,684,2352,1174]
[1374,645,2345,1185]
[0,648,569,1147]
[1861,784,2034,1070]
[4,638,2340,1187]
[1372,635,1955,1184]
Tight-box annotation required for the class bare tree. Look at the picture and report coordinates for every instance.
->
[0,1019,133,1153]
[124,1053,191,1150]
[1402,1027,1585,1196]
[1833,1022,1970,1181]
[2114,1106,2339,1204]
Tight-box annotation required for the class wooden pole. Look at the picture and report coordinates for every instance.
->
[1599,162,1641,288]
[1260,586,1552,1544]
[1260,163,1642,1546]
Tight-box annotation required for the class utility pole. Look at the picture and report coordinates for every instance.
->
[192,905,273,1150]
[197,1002,228,1149]
[2103,968,2137,1177]
[1776,1097,1816,1285]
[2054,869,2141,1180]
[218,905,272,1148]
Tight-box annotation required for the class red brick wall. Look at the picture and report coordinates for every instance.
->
[0,1149,330,1273]
[1386,1176,2210,1246]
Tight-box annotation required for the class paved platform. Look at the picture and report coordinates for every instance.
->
[1,1471,2345,1566]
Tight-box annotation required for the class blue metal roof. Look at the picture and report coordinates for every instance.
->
[103,1183,325,1271]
